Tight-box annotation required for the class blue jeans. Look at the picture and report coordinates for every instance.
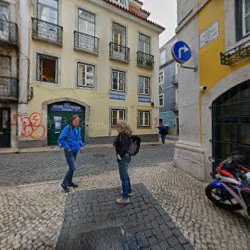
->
[118,154,132,199]
[63,150,78,185]
[161,134,166,144]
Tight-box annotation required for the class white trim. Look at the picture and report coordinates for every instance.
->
[159,70,164,84]
[138,75,150,96]
[159,93,164,107]
[77,62,95,88]
[111,69,126,92]
[111,108,126,126]
[242,0,250,37]
[138,110,151,127]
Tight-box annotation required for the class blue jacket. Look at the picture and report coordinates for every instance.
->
[59,125,84,153]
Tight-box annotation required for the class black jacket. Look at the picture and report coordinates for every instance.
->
[115,132,131,157]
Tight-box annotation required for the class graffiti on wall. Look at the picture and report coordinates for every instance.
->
[11,112,46,140]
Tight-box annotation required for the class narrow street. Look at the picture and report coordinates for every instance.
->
[0,143,249,250]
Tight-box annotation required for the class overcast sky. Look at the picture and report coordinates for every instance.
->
[141,0,177,47]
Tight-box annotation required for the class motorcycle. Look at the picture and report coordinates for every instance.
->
[205,155,250,216]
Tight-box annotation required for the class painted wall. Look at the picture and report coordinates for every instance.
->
[17,0,163,145]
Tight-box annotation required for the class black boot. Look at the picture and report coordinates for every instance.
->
[68,182,79,188]
[61,183,70,193]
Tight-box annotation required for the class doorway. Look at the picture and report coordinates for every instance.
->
[212,80,250,165]
[0,108,11,148]
[47,102,85,146]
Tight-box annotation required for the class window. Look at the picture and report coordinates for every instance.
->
[37,0,58,24]
[139,76,150,96]
[0,56,10,77]
[77,63,95,87]
[0,1,9,41]
[78,8,95,36]
[111,109,125,126]
[159,70,164,84]
[139,33,151,54]
[159,94,164,107]
[112,70,125,92]
[236,0,250,40]
[113,0,128,7]
[138,111,151,127]
[243,0,250,36]
[37,54,58,83]
[160,49,167,65]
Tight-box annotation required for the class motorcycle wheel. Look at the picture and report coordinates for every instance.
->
[205,184,242,211]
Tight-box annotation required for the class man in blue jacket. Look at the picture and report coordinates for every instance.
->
[59,115,84,193]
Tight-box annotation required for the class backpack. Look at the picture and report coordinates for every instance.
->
[128,135,141,156]
[58,125,72,148]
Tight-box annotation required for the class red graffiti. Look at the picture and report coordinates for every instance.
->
[11,112,46,140]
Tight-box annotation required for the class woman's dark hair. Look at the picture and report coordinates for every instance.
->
[70,115,80,125]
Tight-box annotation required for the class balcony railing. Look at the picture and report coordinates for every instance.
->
[220,40,250,66]
[109,42,130,63]
[74,31,99,54]
[0,77,18,101]
[0,19,18,46]
[137,51,154,69]
[32,18,63,45]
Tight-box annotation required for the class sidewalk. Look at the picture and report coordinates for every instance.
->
[0,136,178,155]
[0,162,249,250]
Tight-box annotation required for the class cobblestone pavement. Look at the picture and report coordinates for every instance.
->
[0,143,174,186]
[56,184,193,250]
[0,158,249,250]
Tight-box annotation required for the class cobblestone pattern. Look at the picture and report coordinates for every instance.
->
[0,158,249,249]
[56,184,193,250]
[0,144,174,186]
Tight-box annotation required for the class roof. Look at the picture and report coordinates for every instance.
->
[103,0,165,31]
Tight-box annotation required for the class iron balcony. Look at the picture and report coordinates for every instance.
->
[32,18,63,45]
[137,51,154,69]
[220,39,250,66]
[109,42,130,63]
[0,77,18,102]
[0,19,18,46]
[74,31,99,54]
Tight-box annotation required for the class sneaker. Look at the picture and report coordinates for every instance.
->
[121,191,133,197]
[68,182,79,188]
[116,197,130,205]
[61,183,69,193]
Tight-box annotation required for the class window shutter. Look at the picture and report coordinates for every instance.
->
[235,0,243,41]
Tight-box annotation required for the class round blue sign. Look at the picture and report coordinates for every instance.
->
[172,41,192,64]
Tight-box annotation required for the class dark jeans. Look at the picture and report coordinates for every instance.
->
[160,134,166,144]
[63,150,78,185]
[118,154,132,199]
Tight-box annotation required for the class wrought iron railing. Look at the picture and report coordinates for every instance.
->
[137,51,154,68]
[0,77,18,101]
[109,42,130,63]
[32,18,63,45]
[220,40,250,66]
[74,31,99,54]
[0,19,18,45]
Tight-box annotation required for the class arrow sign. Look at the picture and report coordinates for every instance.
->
[172,41,192,64]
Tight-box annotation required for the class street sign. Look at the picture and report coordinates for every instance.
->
[172,41,192,64]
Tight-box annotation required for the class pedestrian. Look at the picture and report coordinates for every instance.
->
[158,120,168,144]
[59,115,84,193]
[114,120,133,205]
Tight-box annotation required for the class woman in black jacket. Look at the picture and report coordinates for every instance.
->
[114,120,133,205]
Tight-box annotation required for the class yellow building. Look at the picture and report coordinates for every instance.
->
[175,0,250,180]
[0,0,164,150]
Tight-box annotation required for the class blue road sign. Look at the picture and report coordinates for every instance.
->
[172,41,192,64]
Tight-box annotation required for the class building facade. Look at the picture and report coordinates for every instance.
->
[159,36,179,135]
[0,0,18,149]
[0,0,164,149]
[175,0,250,180]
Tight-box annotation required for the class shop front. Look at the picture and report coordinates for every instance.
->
[47,102,85,146]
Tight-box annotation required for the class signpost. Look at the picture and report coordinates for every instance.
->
[172,40,197,71]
